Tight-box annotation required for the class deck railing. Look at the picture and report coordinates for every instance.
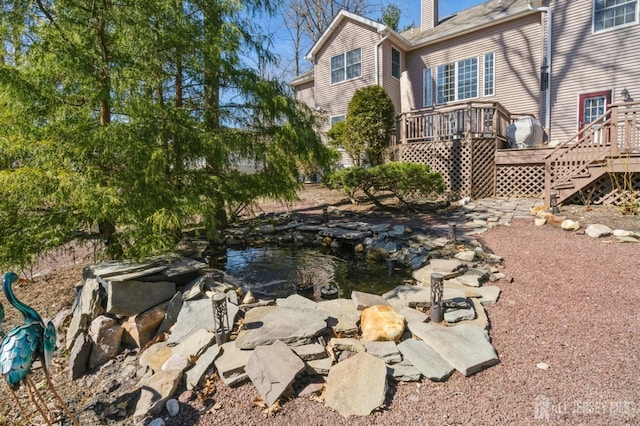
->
[395,101,512,145]
[544,101,640,204]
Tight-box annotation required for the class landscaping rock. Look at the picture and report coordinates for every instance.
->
[305,357,333,376]
[140,341,173,373]
[161,353,189,372]
[317,298,361,336]
[167,297,237,345]
[398,306,428,324]
[474,286,501,305]
[325,352,387,417]
[245,340,305,406]
[364,341,402,364]
[291,342,326,361]
[585,224,613,238]
[185,344,221,390]
[387,362,421,382]
[69,332,92,381]
[134,369,182,421]
[560,219,580,231]
[360,305,405,342]
[171,329,215,359]
[156,292,183,335]
[166,399,179,417]
[409,323,499,376]
[351,290,390,310]
[88,316,123,369]
[235,306,329,349]
[122,301,168,348]
[397,339,454,381]
[214,341,253,386]
[106,279,175,317]
[66,278,103,350]
[328,337,366,354]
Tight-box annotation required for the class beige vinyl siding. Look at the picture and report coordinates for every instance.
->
[294,80,315,108]
[406,14,543,119]
[380,40,402,115]
[314,19,381,133]
[549,0,640,144]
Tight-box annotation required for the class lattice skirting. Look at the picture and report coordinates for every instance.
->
[392,139,496,199]
[495,164,545,198]
[565,173,640,206]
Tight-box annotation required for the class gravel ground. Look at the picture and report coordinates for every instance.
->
[1,186,638,425]
[165,220,638,426]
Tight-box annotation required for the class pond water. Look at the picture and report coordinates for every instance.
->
[219,246,412,300]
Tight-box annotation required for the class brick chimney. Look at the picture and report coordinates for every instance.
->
[421,0,439,32]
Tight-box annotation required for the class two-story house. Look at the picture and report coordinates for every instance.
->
[291,0,640,206]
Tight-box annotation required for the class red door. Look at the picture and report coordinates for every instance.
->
[578,90,611,132]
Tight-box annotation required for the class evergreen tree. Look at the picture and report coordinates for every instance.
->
[0,0,332,267]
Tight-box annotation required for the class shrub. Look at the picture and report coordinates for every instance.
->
[325,162,445,208]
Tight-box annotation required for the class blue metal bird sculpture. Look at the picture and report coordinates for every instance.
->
[0,272,78,426]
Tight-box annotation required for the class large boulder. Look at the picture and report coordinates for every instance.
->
[360,305,405,342]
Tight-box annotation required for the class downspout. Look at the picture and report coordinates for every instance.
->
[375,28,391,86]
[528,1,552,132]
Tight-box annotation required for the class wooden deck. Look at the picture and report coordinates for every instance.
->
[393,101,640,206]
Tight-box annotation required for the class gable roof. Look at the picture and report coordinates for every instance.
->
[402,0,538,47]
[306,10,389,62]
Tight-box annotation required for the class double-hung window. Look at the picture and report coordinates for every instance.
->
[436,57,478,104]
[391,47,401,79]
[484,53,495,96]
[593,0,638,32]
[331,48,362,84]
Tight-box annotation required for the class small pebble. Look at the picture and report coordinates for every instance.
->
[536,362,550,370]
[166,398,180,417]
[148,418,166,426]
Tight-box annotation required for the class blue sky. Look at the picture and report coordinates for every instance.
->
[398,0,486,30]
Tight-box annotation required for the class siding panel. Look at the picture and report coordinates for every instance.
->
[406,14,543,119]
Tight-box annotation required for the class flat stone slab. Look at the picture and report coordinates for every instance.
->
[387,363,421,382]
[398,307,428,324]
[235,307,329,349]
[397,339,454,381]
[408,323,499,376]
[383,285,466,308]
[305,357,333,376]
[317,298,361,336]
[364,341,402,364]
[167,297,238,345]
[444,305,476,324]
[106,279,175,317]
[292,342,327,361]
[351,291,390,310]
[245,341,305,406]
[276,294,318,310]
[185,344,221,390]
[413,259,465,282]
[325,352,387,417]
[171,329,215,359]
[474,286,501,305]
[214,341,253,386]
[318,228,372,241]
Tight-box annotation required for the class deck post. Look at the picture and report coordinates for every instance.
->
[610,105,619,156]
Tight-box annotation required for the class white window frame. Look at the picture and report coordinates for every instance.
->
[483,52,495,97]
[423,68,433,107]
[330,115,345,126]
[593,0,638,33]
[435,56,479,104]
[391,47,401,79]
[331,48,362,85]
